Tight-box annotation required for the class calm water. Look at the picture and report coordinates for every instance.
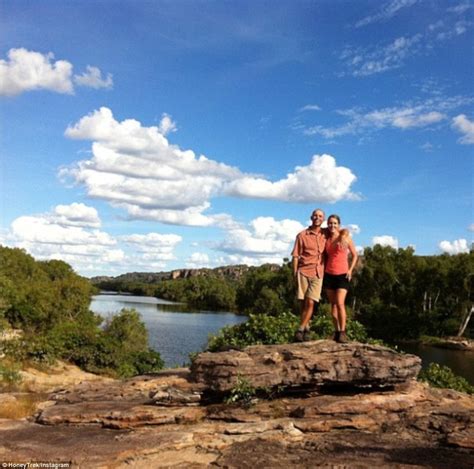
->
[395,342,474,385]
[90,294,474,383]
[90,294,247,368]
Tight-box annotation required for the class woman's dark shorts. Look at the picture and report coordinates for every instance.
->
[324,273,350,290]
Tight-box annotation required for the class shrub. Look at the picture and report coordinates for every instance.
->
[225,375,257,405]
[207,311,299,351]
[0,361,22,390]
[418,363,474,394]
[207,307,372,351]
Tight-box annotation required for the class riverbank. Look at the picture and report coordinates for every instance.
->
[418,336,474,351]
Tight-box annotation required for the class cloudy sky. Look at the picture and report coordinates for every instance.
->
[1,0,473,276]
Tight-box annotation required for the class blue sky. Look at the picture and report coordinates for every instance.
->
[1,0,473,276]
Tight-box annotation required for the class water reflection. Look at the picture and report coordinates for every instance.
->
[395,342,474,385]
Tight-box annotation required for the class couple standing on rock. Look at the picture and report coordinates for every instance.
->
[292,209,358,343]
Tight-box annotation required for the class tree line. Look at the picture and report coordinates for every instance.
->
[97,246,473,341]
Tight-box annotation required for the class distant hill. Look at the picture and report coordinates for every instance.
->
[90,263,281,285]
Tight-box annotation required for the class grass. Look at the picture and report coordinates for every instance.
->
[0,393,46,419]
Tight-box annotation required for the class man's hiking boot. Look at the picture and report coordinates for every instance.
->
[294,330,304,342]
[337,331,349,343]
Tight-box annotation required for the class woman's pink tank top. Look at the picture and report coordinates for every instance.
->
[325,239,349,275]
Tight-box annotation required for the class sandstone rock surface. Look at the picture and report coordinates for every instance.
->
[0,341,472,468]
[190,340,421,393]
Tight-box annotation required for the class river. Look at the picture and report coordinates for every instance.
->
[90,294,474,383]
[90,293,246,367]
[394,342,474,385]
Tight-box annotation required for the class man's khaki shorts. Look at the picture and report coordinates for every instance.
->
[297,272,323,301]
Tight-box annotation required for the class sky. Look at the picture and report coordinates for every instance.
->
[0,0,473,277]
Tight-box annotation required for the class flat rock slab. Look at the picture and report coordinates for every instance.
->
[190,340,421,392]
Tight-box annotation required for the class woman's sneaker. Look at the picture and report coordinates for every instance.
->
[337,331,349,343]
[303,330,312,341]
[332,331,340,342]
[294,330,304,342]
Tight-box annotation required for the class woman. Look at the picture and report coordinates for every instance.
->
[324,214,358,343]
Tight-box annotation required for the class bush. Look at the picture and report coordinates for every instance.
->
[0,361,22,390]
[207,307,372,351]
[207,311,299,351]
[418,363,474,394]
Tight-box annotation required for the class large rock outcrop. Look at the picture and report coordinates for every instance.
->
[190,340,421,393]
[0,341,472,468]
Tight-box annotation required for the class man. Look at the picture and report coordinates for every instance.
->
[291,208,327,342]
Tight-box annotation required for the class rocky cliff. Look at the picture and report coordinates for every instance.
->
[90,263,280,284]
[1,341,473,468]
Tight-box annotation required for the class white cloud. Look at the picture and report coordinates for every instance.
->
[468,223,474,232]
[3,204,184,276]
[52,203,101,228]
[300,104,321,112]
[372,235,399,249]
[447,3,472,14]
[11,215,114,246]
[74,65,113,89]
[341,34,422,77]
[302,95,471,140]
[452,114,474,144]
[0,48,113,97]
[226,154,358,203]
[439,239,470,254]
[121,233,182,260]
[158,113,177,135]
[0,48,74,96]
[186,252,211,268]
[62,108,359,225]
[346,224,361,235]
[216,216,304,265]
[355,0,418,28]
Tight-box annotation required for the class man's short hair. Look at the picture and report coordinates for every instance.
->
[311,208,325,218]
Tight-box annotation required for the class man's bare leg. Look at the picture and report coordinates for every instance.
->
[300,297,314,330]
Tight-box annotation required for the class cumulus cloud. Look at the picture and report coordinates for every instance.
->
[52,203,101,228]
[372,235,399,249]
[0,48,112,97]
[61,108,359,225]
[226,154,358,203]
[121,233,182,261]
[186,252,211,268]
[8,207,122,274]
[439,239,470,254]
[3,203,183,276]
[355,0,418,28]
[215,216,304,265]
[74,65,113,89]
[346,224,361,235]
[0,48,73,96]
[452,114,474,144]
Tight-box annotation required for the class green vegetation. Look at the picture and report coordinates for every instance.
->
[419,363,474,394]
[154,275,237,310]
[225,375,258,405]
[352,247,473,340]
[207,306,372,352]
[95,248,473,343]
[0,246,163,378]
